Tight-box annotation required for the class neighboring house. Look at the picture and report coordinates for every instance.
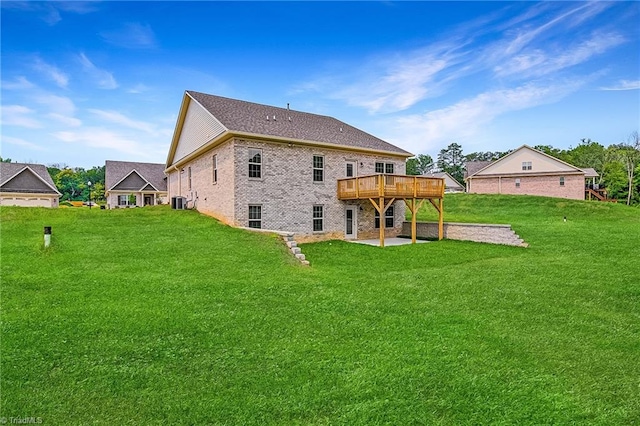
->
[165,90,444,243]
[424,171,464,193]
[0,162,61,207]
[465,145,589,200]
[105,160,168,208]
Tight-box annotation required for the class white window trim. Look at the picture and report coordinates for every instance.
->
[313,205,324,232]
[313,155,324,183]
[248,148,263,179]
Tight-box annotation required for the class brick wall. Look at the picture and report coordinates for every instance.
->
[469,174,584,200]
[168,137,408,241]
[167,141,236,224]
[401,221,527,247]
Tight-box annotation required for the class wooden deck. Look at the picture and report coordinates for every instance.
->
[337,175,445,200]
[337,175,445,247]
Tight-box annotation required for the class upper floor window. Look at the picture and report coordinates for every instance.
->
[212,155,218,184]
[313,155,324,182]
[249,149,262,178]
[560,176,565,186]
[375,162,394,174]
[522,161,532,171]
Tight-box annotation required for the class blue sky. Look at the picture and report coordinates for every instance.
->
[1,1,639,169]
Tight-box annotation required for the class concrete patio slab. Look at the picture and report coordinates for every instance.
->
[348,237,430,247]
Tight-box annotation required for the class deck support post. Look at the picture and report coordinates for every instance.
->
[379,196,385,248]
[438,197,444,240]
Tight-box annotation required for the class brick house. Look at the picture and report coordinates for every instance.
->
[465,145,588,200]
[165,91,444,243]
[0,162,61,207]
[105,160,168,208]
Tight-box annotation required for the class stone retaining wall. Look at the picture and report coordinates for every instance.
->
[402,221,528,247]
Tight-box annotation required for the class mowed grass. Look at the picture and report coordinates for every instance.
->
[1,195,639,425]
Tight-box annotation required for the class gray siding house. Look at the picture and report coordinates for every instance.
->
[105,160,168,208]
[0,162,61,207]
[166,91,446,243]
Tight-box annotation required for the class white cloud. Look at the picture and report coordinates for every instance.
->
[1,76,35,90]
[100,23,158,49]
[88,109,156,134]
[297,2,623,115]
[1,105,42,128]
[2,136,46,151]
[127,83,151,94]
[33,57,69,88]
[78,53,118,89]
[47,113,82,127]
[52,128,152,158]
[35,94,76,116]
[385,80,586,155]
[494,32,626,78]
[1,1,99,25]
[599,80,640,91]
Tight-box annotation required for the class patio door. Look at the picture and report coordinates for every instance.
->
[345,206,357,239]
[346,161,356,178]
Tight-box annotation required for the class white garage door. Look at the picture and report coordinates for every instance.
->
[0,197,50,207]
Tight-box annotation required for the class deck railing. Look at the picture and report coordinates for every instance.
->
[337,175,445,200]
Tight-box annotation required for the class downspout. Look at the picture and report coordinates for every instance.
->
[172,165,181,196]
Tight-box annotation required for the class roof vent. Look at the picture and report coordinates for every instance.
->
[273,115,276,121]
[287,103,290,111]
[340,127,343,132]
[267,115,270,121]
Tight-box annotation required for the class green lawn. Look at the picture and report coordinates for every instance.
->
[1,195,639,425]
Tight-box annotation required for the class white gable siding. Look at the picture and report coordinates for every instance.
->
[173,101,226,165]
[478,147,578,175]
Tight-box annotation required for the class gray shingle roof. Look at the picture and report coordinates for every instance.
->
[465,161,493,179]
[187,91,412,156]
[105,160,167,191]
[0,162,60,193]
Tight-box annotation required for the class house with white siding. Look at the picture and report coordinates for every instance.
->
[165,91,444,244]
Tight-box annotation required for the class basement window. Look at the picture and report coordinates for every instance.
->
[313,205,324,232]
[248,205,262,229]
[375,205,394,228]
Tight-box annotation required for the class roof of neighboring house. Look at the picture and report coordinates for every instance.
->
[424,171,464,190]
[466,145,586,179]
[581,167,599,178]
[105,160,167,192]
[0,162,61,194]
[169,91,412,165]
[465,161,493,179]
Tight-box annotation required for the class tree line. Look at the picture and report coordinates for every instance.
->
[406,132,640,206]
